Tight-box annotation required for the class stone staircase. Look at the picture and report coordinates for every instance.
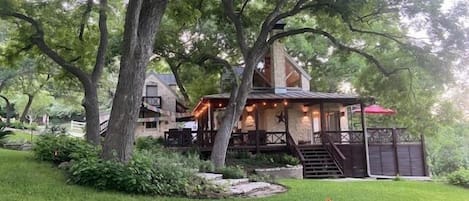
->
[299,145,343,178]
[195,173,285,197]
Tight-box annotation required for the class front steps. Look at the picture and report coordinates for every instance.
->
[299,145,343,178]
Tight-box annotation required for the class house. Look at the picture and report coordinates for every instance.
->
[135,72,189,138]
[163,23,428,179]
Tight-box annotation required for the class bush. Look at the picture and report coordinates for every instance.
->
[217,165,246,179]
[7,121,38,131]
[68,150,219,197]
[33,134,98,163]
[184,176,227,198]
[48,125,68,134]
[447,168,469,188]
[254,153,300,166]
[135,136,164,151]
[0,123,13,145]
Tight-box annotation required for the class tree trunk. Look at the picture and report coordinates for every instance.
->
[211,56,264,168]
[20,94,34,123]
[168,62,190,103]
[102,0,168,162]
[83,84,101,145]
[0,95,12,125]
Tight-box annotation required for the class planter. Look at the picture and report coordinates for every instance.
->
[255,165,303,179]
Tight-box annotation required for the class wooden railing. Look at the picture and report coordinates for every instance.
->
[164,129,288,148]
[99,120,109,136]
[142,96,162,108]
[367,128,421,144]
[286,132,305,162]
[313,131,364,144]
[321,132,346,175]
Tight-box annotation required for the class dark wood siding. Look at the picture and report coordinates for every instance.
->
[338,144,367,177]
[369,144,426,176]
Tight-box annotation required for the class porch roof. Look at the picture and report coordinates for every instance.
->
[194,89,362,112]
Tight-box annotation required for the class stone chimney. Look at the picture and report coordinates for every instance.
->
[270,20,287,94]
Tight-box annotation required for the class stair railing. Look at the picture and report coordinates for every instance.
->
[99,120,109,136]
[286,132,305,162]
[321,133,346,175]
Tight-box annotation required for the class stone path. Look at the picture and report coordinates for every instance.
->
[195,173,286,198]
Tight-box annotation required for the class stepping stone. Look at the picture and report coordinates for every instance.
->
[211,178,249,186]
[230,182,271,195]
[195,173,223,181]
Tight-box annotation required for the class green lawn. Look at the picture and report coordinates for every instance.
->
[5,130,37,143]
[0,149,467,201]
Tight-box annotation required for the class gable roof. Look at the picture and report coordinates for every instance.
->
[155,74,177,86]
[285,52,312,80]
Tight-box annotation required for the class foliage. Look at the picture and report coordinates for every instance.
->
[0,122,12,144]
[47,125,68,135]
[447,168,469,188]
[135,136,164,151]
[183,175,227,199]
[68,150,221,197]
[254,153,300,166]
[2,130,35,144]
[227,152,300,168]
[216,165,246,179]
[32,134,98,164]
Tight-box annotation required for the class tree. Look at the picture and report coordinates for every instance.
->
[102,0,168,162]
[0,0,109,145]
[208,0,468,167]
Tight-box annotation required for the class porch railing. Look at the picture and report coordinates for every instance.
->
[142,96,162,108]
[164,129,288,148]
[313,131,364,144]
[321,132,346,175]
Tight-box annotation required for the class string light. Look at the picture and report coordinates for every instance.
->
[262,102,267,106]
[273,103,277,107]
[218,103,222,107]
[283,100,288,106]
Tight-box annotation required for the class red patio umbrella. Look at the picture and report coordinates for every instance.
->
[352,104,396,115]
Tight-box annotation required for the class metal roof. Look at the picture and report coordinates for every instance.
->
[155,74,177,86]
[203,89,359,100]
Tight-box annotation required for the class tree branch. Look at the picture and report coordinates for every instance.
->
[91,0,108,83]
[78,0,94,41]
[222,0,248,56]
[0,11,91,86]
[268,28,398,76]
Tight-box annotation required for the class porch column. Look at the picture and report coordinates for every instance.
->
[319,102,325,138]
[283,101,289,133]
[360,102,370,176]
[255,104,260,153]
[208,102,215,145]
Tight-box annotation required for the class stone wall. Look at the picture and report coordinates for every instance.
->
[255,165,303,179]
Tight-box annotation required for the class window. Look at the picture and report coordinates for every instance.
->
[146,85,158,97]
[145,121,157,128]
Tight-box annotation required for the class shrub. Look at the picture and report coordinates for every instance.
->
[135,136,164,151]
[68,150,218,197]
[273,154,300,166]
[447,168,469,188]
[217,165,246,179]
[33,134,98,163]
[48,125,67,134]
[253,153,300,166]
[184,176,227,198]
[0,123,13,145]
[227,151,252,159]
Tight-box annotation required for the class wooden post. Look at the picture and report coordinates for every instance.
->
[421,134,429,176]
[392,128,400,176]
[283,101,289,134]
[360,102,368,176]
[319,102,325,139]
[255,104,260,153]
[209,102,215,145]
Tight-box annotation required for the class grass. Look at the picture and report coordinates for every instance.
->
[4,130,37,143]
[0,149,468,201]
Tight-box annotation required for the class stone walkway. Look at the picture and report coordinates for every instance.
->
[195,173,286,198]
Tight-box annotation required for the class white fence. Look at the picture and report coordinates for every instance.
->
[70,120,86,138]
